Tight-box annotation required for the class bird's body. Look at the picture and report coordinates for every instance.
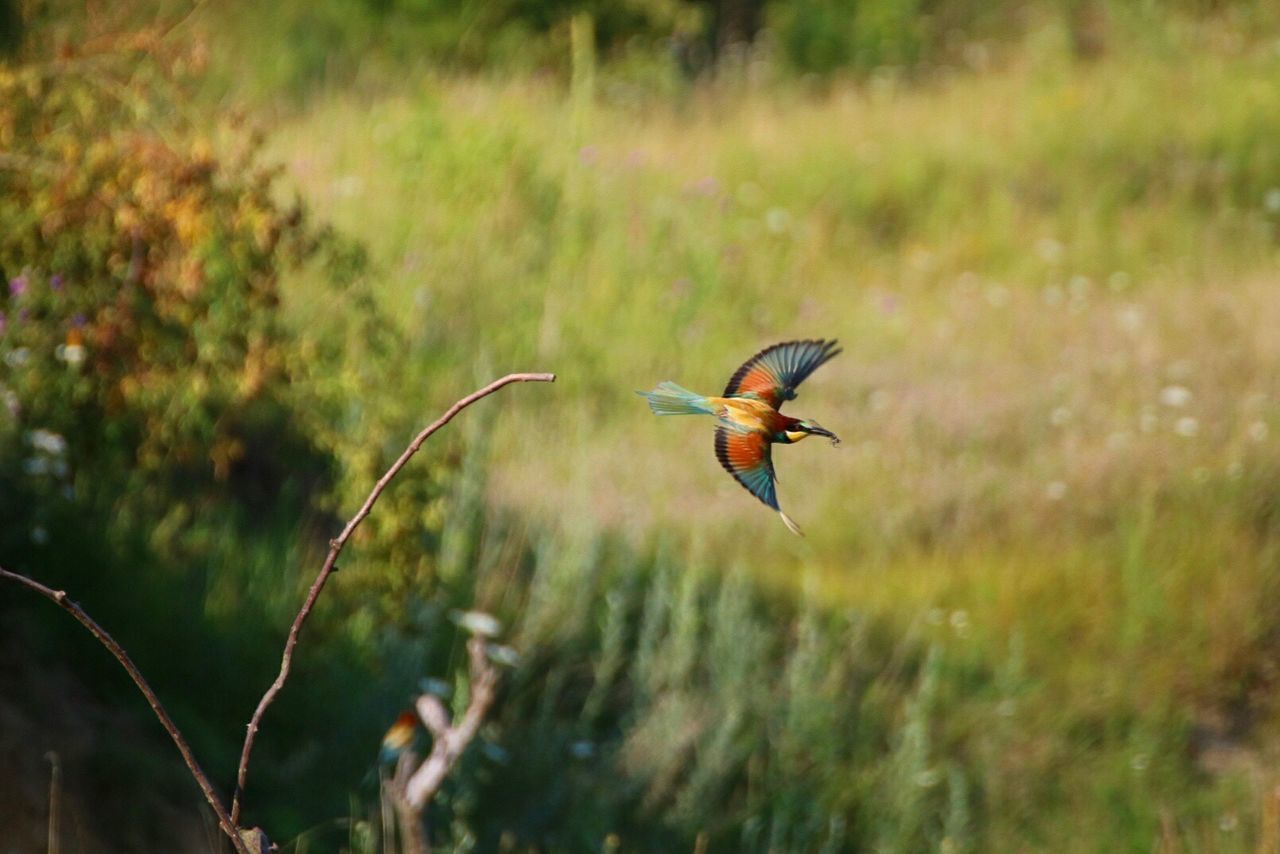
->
[379,711,418,765]
[638,339,842,535]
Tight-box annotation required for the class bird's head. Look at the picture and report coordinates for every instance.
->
[784,419,841,445]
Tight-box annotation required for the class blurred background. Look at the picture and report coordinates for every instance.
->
[3,0,1280,850]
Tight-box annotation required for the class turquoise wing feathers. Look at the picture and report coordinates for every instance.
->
[714,427,778,510]
[636,381,715,416]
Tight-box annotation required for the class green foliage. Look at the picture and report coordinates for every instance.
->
[0,51,329,520]
[0,43,451,838]
[262,19,1280,848]
[8,3,1280,851]
[204,0,685,99]
[769,0,932,74]
[386,528,968,852]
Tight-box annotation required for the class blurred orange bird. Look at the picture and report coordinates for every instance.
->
[638,339,841,535]
[379,710,418,764]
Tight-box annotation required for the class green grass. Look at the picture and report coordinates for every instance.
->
[9,3,1280,847]
[240,17,1280,847]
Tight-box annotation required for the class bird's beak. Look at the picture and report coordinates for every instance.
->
[805,424,841,445]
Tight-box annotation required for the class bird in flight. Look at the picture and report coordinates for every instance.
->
[638,339,841,535]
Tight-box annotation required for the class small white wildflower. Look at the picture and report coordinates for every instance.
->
[1106,431,1131,450]
[1265,188,1280,214]
[914,768,942,788]
[1036,237,1064,264]
[418,677,452,698]
[450,609,502,638]
[1174,416,1199,437]
[1108,271,1131,292]
[63,344,85,366]
[485,643,521,667]
[949,610,970,632]
[1159,385,1192,407]
[1046,481,1068,501]
[1220,813,1239,833]
[28,429,67,456]
[332,175,364,198]
[4,347,30,368]
[1130,753,1149,772]
[1117,305,1145,333]
[764,207,791,234]
[481,742,510,764]
[1139,407,1158,433]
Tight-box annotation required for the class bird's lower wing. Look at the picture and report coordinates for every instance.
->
[714,428,778,509]
[715,428,801,536]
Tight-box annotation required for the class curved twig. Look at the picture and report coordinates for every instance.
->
[230,371,555,825]
[0,567,250,854]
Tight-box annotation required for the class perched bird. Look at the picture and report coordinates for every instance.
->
[638,339,841,535]
[379,710,419,765]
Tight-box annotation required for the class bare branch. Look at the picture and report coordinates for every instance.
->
[416,694,451,739]
[385,636,503,853]
[230,371,555,825]
[0,567,250,854]
[405,637,500,810]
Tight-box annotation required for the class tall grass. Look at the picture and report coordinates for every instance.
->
[8,4,1280,848]
[244,14,1280,847]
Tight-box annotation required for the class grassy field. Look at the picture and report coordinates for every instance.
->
[7,3,1280,848]
[247,17,1280,847]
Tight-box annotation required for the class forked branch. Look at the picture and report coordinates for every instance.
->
[388,635,502,853]
[230,371,555,825]
[0,371,554,850]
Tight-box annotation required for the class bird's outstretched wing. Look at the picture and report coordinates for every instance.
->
[722,339,841,410]
[714,427,803,535]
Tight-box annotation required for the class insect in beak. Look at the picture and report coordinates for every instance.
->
[805,424,841,446]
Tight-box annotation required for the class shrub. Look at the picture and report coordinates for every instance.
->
[0,45,334,522]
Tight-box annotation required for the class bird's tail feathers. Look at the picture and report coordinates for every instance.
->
[779,511,804,537]
[637,382,715,416]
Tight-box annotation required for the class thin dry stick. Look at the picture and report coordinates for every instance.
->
[388,635,502,854]
[46,751,61,854]
[230,371,555,825]
[0,567,250,854]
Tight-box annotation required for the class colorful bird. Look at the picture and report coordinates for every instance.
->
[638,339,842,535]
[379,710,419,764]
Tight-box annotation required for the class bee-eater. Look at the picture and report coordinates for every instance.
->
[379,711,419,764]
[638,339,841,535]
